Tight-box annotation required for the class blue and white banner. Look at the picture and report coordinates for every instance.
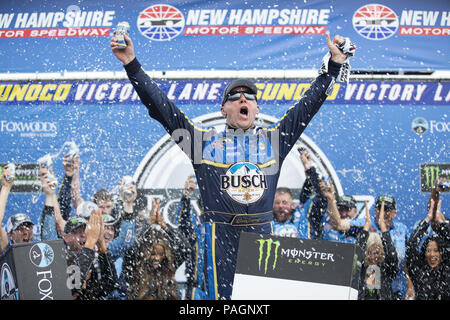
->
[0,80,449,105]
[0,0,449,73]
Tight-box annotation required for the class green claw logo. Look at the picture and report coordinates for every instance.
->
[257,239,280,274]
[424,165,439,189]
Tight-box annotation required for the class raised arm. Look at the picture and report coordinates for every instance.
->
[70,155,83,210]
[40,165,66,239]
[322,182,350,231]
[273,34,352,159]
[0,165,14,252]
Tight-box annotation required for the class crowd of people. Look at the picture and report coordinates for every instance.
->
[1,146,447,300]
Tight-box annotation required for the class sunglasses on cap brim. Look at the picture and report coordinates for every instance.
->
[225,91,257,103]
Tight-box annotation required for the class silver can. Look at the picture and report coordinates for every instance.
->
[121,175,134,199]
[68,142,79,162]
[115,21,130,49]
[46,172,58,190]
[5,163,15,182]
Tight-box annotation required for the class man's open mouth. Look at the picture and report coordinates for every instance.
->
[240,106,248,115]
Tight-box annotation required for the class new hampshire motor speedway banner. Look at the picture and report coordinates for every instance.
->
[0,0,449,73]
[0,78,449,241]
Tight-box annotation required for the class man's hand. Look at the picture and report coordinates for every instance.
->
[320,178,334,200]
[111,33,136,66]
[326,33,348,64]
[299,149,312,170]
[85,209,102,250]
[120,178,137,204]
[40,165,56,196]
[63,154,80,177]
[1,165,14,191]
[378,201,387,232]
[363,201,371,231]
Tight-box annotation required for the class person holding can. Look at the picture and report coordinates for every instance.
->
[111,30,355,299]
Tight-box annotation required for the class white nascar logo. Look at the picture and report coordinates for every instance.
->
[352,4,399,40]
[220,162,267,205]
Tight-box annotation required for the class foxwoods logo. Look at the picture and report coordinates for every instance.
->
[412,117,428,134]
[257,239,280,274]
[29,243,54,268]
[412,117,450,135]
[0,120,57,137]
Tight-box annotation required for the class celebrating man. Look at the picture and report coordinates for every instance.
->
[111,32,354,299]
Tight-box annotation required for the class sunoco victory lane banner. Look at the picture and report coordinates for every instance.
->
[0,0,449,72]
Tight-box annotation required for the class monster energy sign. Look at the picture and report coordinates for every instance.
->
[420,163,450,192]
[232,232,363,299]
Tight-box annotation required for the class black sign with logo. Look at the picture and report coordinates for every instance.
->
[0,163,41,193]
[420,163,450,193]
[0,240,71,300]
[235,232,363,287]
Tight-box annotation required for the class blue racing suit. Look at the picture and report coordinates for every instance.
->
[124,57,341,299]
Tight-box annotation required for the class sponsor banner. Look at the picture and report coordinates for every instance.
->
[420,163,450,192]
[0,80,449,105]
[0,240,72,300]
[0,0,449,72]
[232,232,363,299]
[0,163,41,193]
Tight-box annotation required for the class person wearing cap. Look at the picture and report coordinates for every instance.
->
[111,31,354,300]
[321,183,366,244]
[63,209,118,300]
[371,194,410,300]
[0,164,35,254]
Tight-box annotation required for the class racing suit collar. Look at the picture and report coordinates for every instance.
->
[225,123,256,134]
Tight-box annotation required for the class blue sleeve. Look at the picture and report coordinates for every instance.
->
[124,58,202,162]
[57,175,73,221]
[347,216,366,237]
[176,195,195,241]
[306,196,328,240]
[268,60,341,159]
[106,219,136,260]
[40,206,60,241]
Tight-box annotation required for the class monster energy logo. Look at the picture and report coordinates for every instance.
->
[424,165,440,189]
[257,239,280,274]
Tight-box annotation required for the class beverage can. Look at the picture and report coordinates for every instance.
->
[115,21,130,49]
[5,163,15,182]
[46,172,58,190]
[121,175,134,198]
